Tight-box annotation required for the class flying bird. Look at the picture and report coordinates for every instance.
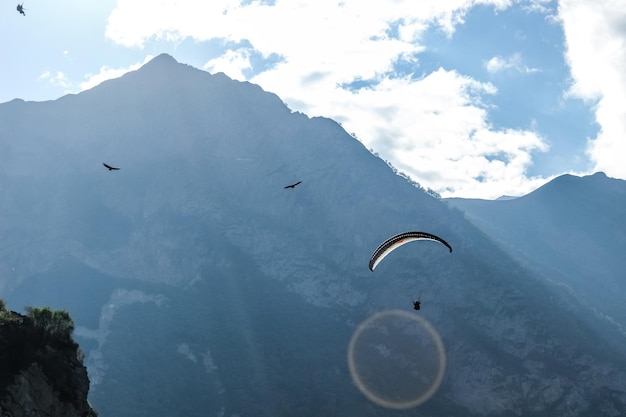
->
[103,163,120,171]
[284,181,302,189]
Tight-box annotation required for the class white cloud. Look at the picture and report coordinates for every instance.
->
[203,49,251,81]
[79,56,154,91]
[291,68,548,198]
[485,53,541,74]
[559,0,626,178]
[486,56,510,73]
[522,0,555,13]
[39,71,72,89]
[103,0,557,198]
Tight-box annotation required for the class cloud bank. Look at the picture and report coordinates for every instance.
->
[559,0,626,179]
[98,0,622,199]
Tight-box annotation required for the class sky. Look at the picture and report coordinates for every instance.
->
[2,0,625,199]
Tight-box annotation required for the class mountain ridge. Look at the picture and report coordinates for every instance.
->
[1,55,625,416]
[446,171,626,346]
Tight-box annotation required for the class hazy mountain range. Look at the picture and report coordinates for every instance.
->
[446,172,626,346]
[1,54,625,417]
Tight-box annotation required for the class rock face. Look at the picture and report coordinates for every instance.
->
[1,55,626,416]
[0,310,97,417]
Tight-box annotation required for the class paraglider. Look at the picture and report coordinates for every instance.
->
[16,3,25,15]
[369,231,452,271]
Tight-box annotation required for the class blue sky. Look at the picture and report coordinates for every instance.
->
[420,3,598,177]
[2,0,624,198]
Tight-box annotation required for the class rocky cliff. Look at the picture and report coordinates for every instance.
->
[0,304,97,417]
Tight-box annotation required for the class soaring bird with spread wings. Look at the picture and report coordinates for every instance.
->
[284,181,302,189]
[103,163,120,171]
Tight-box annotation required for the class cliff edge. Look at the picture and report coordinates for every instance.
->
[0,302,97,417]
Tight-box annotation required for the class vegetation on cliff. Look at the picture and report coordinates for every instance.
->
[0,299,97,417]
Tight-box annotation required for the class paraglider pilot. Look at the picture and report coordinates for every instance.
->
[17,3,26,15]
[412,299,421,310]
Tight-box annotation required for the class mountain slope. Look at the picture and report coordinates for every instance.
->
[1,55,625,417]
[446,172,626,341]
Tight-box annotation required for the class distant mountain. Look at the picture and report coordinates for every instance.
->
[1,54,625,417]
[446,172,626,344]
[495,195,518,201]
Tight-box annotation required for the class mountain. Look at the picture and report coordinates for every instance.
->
[446,172,626,344]
[0,304,97,417]
[1,54,625,417]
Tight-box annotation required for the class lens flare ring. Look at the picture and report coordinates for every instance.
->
[347,309,446,409]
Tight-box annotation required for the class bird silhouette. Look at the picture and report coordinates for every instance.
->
[103,163,120,171]
[284,181,302,189]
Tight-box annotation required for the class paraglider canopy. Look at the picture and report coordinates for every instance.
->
[369,231,452,271]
